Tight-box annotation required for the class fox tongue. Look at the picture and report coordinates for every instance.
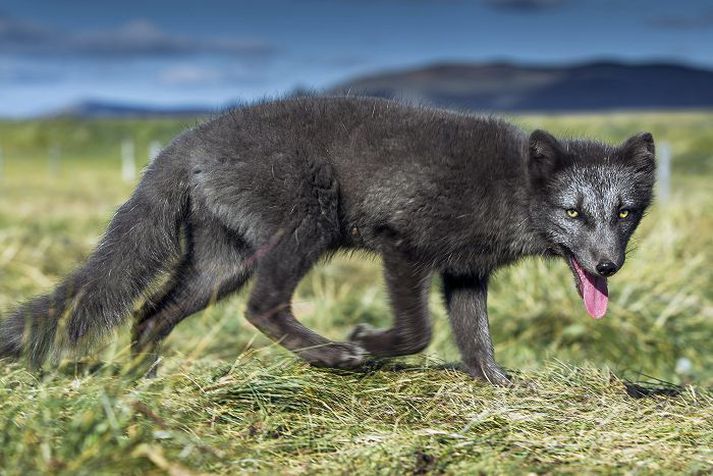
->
[572,258,609,319]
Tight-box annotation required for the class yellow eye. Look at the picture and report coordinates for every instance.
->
[618,209,630,219]
[566,209,579,218]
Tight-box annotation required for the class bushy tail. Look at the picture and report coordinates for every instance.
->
[0,162,188,367]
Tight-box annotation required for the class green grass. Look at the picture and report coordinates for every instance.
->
[0,111,711,474]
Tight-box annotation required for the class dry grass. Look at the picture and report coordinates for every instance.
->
[0,112,711,474]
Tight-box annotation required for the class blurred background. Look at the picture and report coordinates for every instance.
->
[2,0,713,116]
[0,0,711,385]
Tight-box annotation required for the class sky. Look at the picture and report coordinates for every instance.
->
[1,0,713,116]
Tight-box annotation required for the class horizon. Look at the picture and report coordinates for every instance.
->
[35,58,713,119]
[2,0,713,117]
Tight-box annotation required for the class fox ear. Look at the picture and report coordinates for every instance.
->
[619,132,656,174]
[528,129,563,182]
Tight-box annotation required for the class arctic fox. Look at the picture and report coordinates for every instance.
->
[0,97,655,384]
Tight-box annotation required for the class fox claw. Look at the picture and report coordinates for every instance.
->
[466,363,512,386]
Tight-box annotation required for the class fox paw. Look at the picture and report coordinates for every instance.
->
[465,362,512,386]
[348,323,378,343]
[304,342,366,370]
[349,323,430,357]
[348,323,393,355]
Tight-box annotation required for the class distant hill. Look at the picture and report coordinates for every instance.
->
[330,61,713,112]
[49,100,214,118]
[44,61,713,118]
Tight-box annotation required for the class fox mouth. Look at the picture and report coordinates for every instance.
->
[566,254,609,319]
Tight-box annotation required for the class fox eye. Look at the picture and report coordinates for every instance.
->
[618,209,630,219]
[566,209,580,218]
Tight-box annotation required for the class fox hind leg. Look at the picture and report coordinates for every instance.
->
[245,225,365,369]
[131,218,253,367]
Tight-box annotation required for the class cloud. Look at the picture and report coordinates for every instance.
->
[0,63,57,84]
[158,65,225,86]
[482,0,568,11]
[0,14,54,46]
[0,15,274,58]
[157,64,265,86]
[73,19,274,57]
[648,10,713,30]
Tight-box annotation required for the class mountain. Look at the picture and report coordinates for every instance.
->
[330,61,713,112]
[49,100,214,118]
[45,61,713,118]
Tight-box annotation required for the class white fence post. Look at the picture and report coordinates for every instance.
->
[148,140,162,164]
[48,143,60,177]
[121,139,136,182]
[657,141,671,205]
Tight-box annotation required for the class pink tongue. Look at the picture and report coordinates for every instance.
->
[572,259,609,319]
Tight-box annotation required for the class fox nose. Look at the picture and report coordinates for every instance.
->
[596,260,618,277]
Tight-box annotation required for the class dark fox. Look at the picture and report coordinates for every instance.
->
[0,97,656,384]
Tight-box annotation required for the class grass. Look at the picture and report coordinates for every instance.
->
[2,359,711,474]
[0,111,712,474]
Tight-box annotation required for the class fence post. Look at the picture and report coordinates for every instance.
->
[0,145,3,180]
[48,143,60,177]
[121,139,136,182]
[148,140,162,164]
[657,141,671,205]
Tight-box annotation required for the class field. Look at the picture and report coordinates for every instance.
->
[0,111,711,474]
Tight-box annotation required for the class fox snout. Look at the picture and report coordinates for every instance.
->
[582,242,625,278]
[573,230,627,278]
[595,260,618,277]
[574,253,623,278]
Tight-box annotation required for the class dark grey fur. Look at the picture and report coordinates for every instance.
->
[0,96,656,384]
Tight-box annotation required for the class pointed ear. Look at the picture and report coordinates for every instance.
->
[619,132,656,174]
[528,129,563,182]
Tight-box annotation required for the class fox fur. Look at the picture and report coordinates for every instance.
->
[0,96,656,384]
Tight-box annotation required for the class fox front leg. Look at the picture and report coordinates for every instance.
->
[349,250,432,357]
[442,273,511,386]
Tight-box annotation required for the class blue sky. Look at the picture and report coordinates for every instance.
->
[1,0,712,116]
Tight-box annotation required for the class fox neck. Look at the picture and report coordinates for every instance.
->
[507,183,557,258]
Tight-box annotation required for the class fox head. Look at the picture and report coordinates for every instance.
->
[526,130,656,318]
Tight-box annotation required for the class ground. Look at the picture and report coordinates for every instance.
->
[0,111,711,474]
